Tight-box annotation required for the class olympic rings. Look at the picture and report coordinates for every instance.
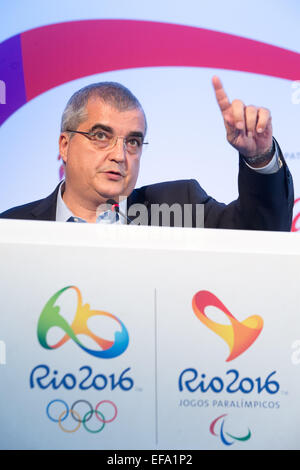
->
[58,409,81,433]
[82,410,105,434]
[47,399,69,422]
[71,400,93,423]
[95,400,118,423]
[46,399,118,433]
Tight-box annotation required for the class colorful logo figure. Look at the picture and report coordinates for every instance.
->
[292,197,300,232]
[192,291,263,361]
[57,153,65,180]
[1,20,299,127]
[210,414,251,446]
[37,286,129,358]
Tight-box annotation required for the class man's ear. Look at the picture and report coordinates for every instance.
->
[58,133,70,164]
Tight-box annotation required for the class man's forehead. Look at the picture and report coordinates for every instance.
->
[82,97,146,133]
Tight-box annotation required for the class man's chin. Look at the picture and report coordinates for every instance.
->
[92,175,136,202]
[94,187,126,204]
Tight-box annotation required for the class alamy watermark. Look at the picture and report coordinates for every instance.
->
[128,203,204,227]
[96,202,204,228]
[0,80,6,104]
[0,340,6,365]
[291,81,300,105]
[291,340,300,365]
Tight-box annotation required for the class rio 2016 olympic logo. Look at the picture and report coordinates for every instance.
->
[37,286,129,359]
[192,291,263,361]
[210,414,251,446]
[46,399,117,433]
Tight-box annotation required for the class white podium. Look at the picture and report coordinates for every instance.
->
[0,219,300,450]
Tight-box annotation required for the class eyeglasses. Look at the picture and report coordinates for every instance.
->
[66,129,148,155]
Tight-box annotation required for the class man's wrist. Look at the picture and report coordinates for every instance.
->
[243,140,275,168]
[243,138,283,174]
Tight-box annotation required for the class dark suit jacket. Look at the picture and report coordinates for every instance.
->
[0,157,294,231]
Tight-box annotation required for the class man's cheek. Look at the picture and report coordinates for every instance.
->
[131,159,140,178]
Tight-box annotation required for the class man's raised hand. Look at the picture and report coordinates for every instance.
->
[212,76,273,160]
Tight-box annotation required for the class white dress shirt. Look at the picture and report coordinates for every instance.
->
[55,183,127,224]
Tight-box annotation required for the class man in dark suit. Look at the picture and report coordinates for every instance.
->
[0,78,294,230]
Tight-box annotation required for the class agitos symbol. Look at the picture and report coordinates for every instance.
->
[192,290,263,361]
[37,286,129,358]
[210,414,251,446]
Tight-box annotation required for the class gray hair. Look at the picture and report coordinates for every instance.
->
[60,82,147,134]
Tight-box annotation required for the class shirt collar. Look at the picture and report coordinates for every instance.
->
[55,181,127,224]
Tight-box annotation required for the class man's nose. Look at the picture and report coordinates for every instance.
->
[108,136,127,161]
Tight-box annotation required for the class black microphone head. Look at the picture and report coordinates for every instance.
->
[106,199,119,212]
[106,199,117,206]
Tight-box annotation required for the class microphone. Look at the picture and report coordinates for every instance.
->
[106,199,132,224]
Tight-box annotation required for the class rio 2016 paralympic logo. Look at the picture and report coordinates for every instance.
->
[46,399,117,434]
[210,414,251,446]
[37,286,129,358]
[192,290,263,361]
[191,291,264,447]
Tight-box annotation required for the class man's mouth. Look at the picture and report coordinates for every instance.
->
[104,170,125,180]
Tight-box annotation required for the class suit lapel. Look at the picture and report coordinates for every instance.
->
[30,184,61,221]
[126,189,151,226]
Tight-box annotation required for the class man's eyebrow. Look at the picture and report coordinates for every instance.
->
[90,123,113,133]
[90,123,145,139]
[127,131,145,139]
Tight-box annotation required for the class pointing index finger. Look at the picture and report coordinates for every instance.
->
[212,75,231,113]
